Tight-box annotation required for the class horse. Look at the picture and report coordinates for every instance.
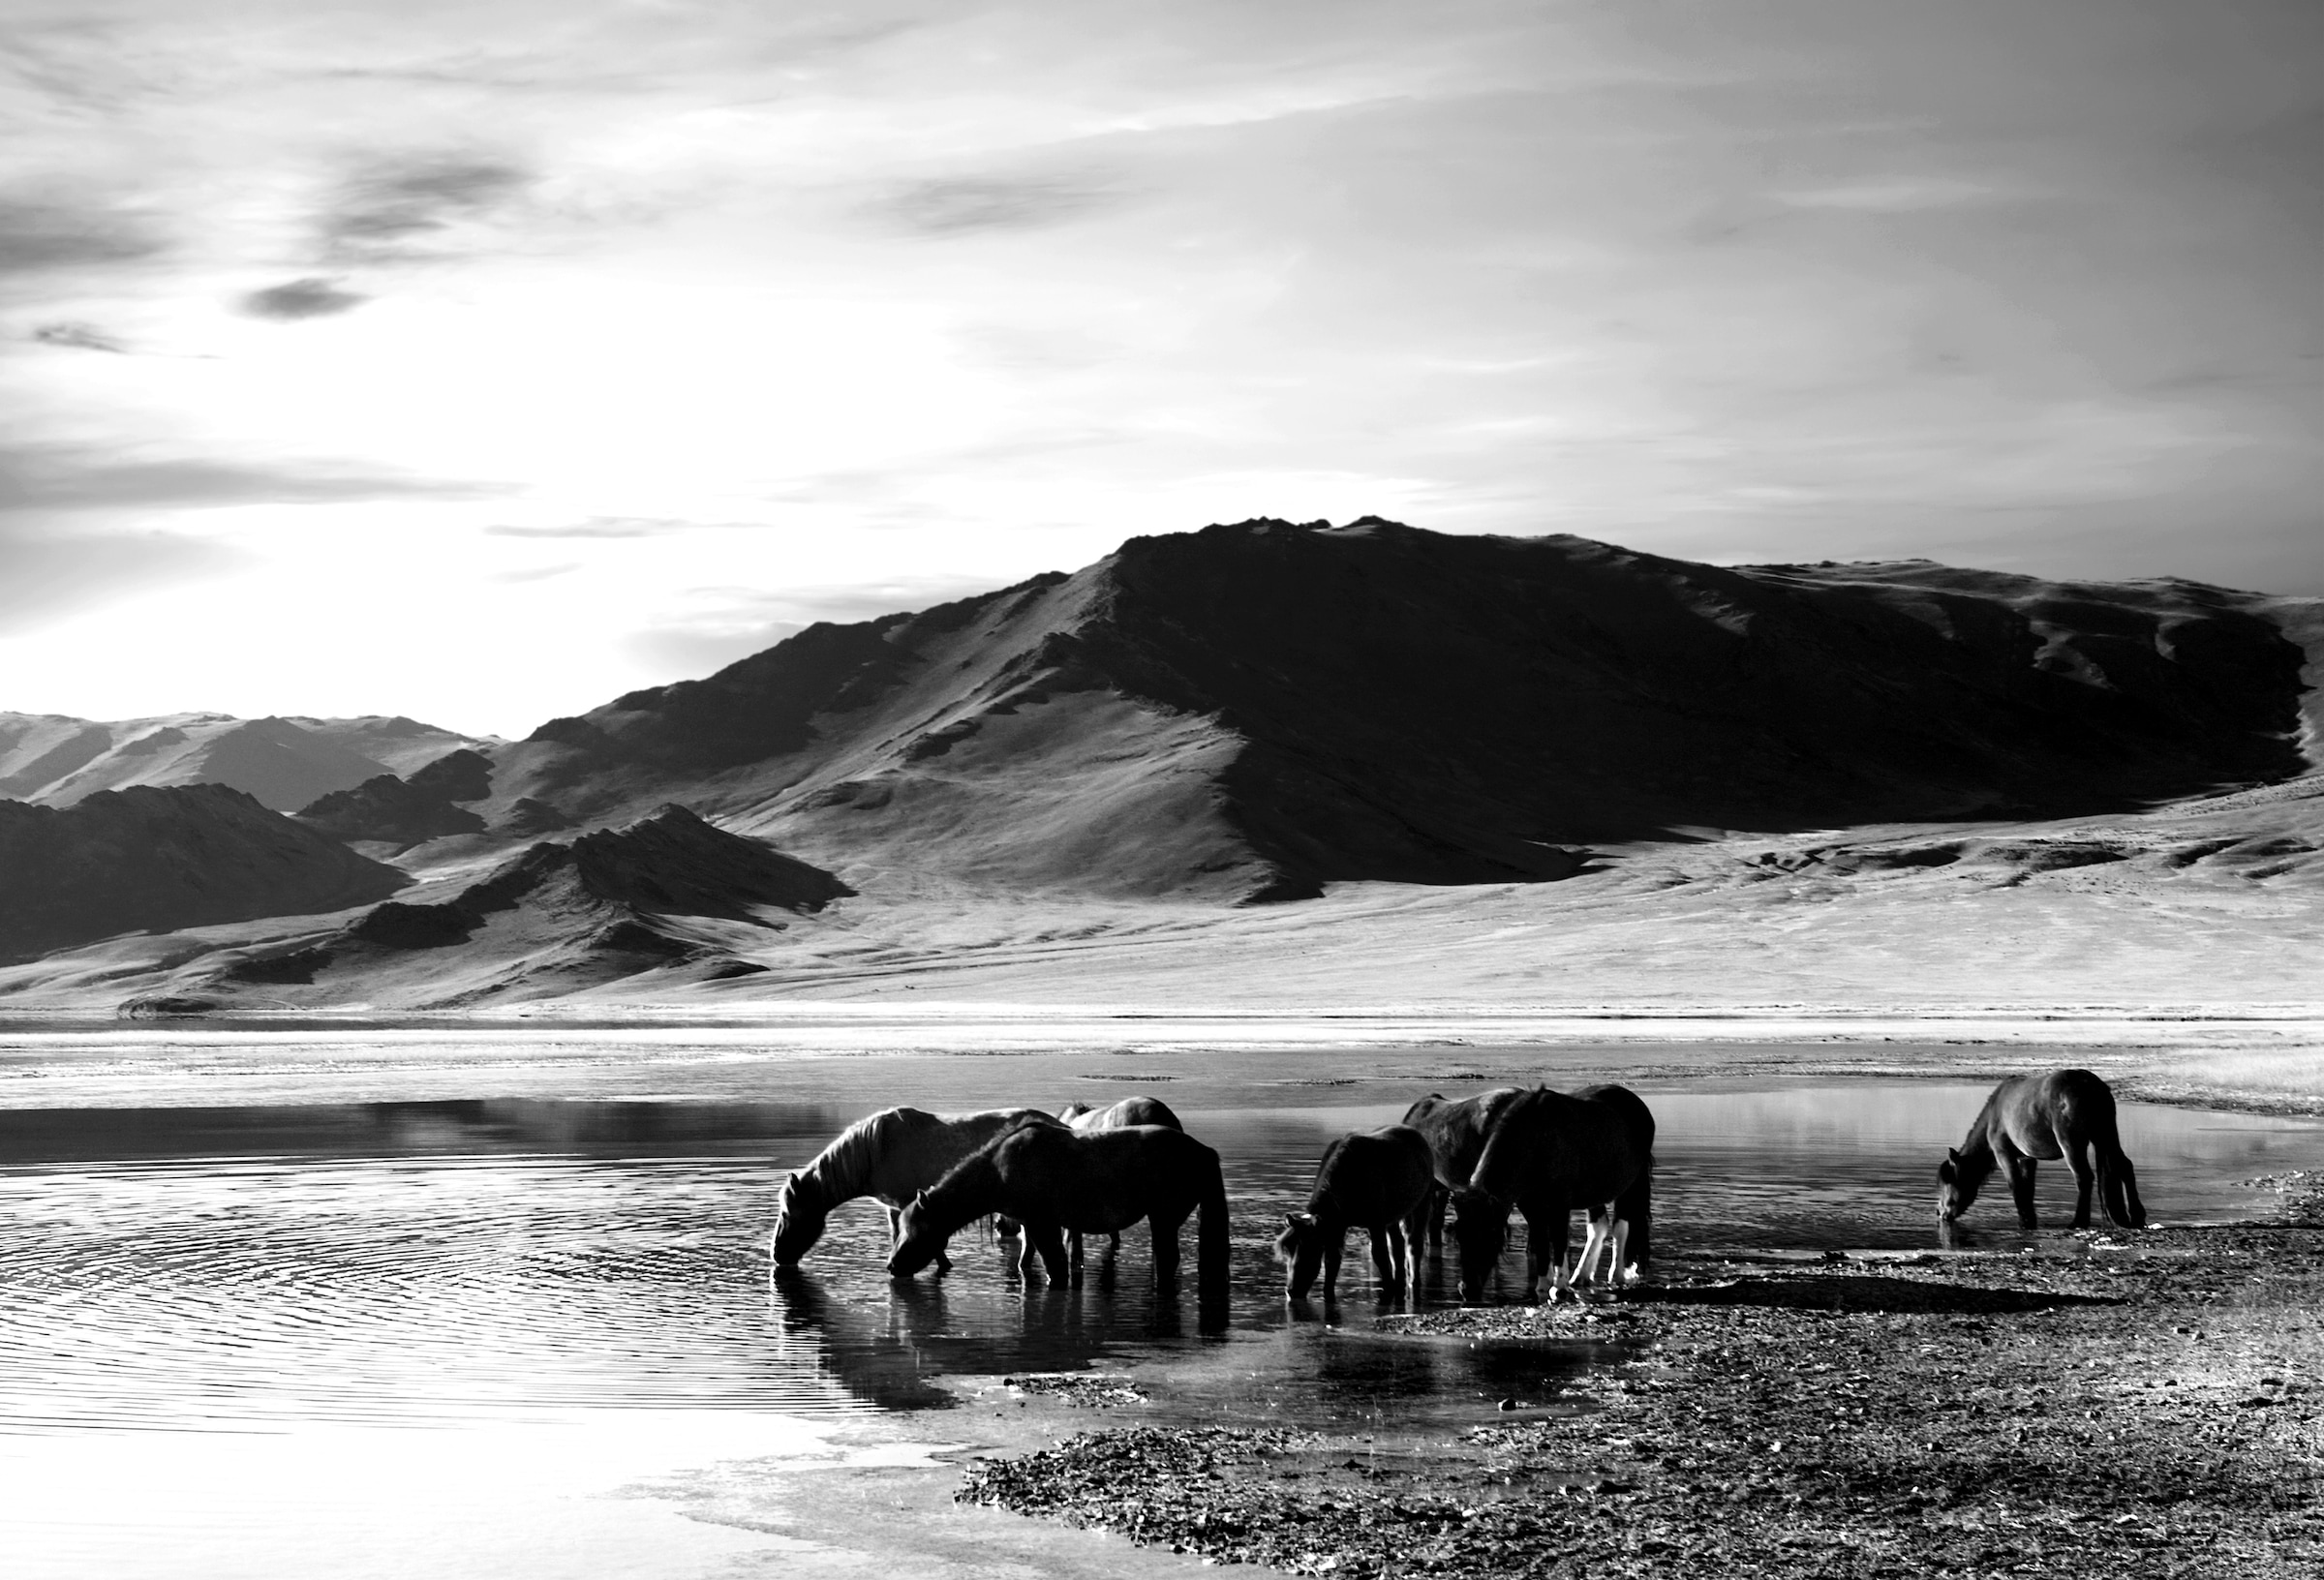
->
[1449,1083,1655,1305]
[1274,1124,1436,1301]
[886,1124,1230,1324]
[1938,1070,2148,1231]
[770,1106,1062,1271]
[994,1096,1184,1256]
[1399,1087,1522,1252]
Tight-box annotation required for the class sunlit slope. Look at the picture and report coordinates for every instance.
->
[456,520,2312,901]
[0,713,491,812]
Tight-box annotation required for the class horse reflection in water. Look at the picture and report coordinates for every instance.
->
[765,1266,1187,1413]
[770,1107,1061,1273]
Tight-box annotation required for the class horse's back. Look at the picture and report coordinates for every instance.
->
[870,1106,1056,1199]
[1478,1084,1652,1201]
[1316,1124,1436,1220]
[1987,1070,2118,1154]
[1070,1096,1184,1133]
[1405,1086,1521,1183]
[998,1122,1218,1231]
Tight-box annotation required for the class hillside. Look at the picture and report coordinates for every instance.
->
[454,520,2315,903]
[0,784,411,962]
[0,713,494,812]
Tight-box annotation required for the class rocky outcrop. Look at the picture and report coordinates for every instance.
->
[294,748,497,850]
[0,783,411,961]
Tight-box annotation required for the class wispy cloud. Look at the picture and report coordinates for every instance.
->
[874,172,1124,237]
[0,441,495,514]
[238,277,369,319]
[0,196,166,275]
[29,319,126,352]
[321,156,532,263]
[482,516,707,539]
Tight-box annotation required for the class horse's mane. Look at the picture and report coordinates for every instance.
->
[794,1107,921,1203]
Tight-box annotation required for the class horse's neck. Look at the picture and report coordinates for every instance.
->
[1469,1118,1531,1198]
[1955,1123,2001,1183]
[920,1151,1002,1236]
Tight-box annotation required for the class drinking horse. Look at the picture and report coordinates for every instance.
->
[995,1095,1184,1256]
[1938,1070,2148,1230]
[770,1106,1060,1272]
[1450,1083,1655,1304]
[1275,1124,1436,1300]
[1400,1087,1522,1252]
[887,1123,1230,1323]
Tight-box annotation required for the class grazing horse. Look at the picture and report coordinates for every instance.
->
[770,1107,1060,1271]
[995,1096,1184,1256]
[887,1124,1230,1321]
[1400,1087,1523,1252]
[1275,1124,1436,1300]
[1450,1083,1655,1305]
[1939,1070,2148,1231]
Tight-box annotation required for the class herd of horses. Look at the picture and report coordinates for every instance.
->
[767,1068,2149,1313]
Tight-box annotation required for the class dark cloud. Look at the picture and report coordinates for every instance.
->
[0,441,496,513]
[238,278,369,319]
[30,320,126,353]
[322,157,532,261]
[877,174,1120,236]
[0,198,166,275]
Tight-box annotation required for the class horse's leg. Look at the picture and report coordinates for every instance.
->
[1150,1214,1183,1284]
[1364,1225,1391,1286]
[1575,1208,1609,1287]
[2003,1148,2039,1230]
[1321,1233,1342,1300]
[2110,1147,2148,1228]
[1425,1184,1447,1253]
[2065,1138,2097,1230]
[1608,1217,1633,1286]
[1068,1229,1084,1265]
[1025,1223,1071,1284]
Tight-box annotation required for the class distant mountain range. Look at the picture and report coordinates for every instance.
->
[3,520,2318,1007]
[0,713,495,812]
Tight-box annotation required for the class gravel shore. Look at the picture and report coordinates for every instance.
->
[960,1177,2324,1577]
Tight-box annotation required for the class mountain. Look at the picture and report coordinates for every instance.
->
[190,803,851,1008]
[0,783,412,963]
[0,713,495,812]
[294,748,495,850]
[451,520,2316,902]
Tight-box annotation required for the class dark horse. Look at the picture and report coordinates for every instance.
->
[1939,1070,2148,1230]
[887,1124,1230,1324]
[1275,1124,1436,1300]
[1450,1083,1655,1304]
[994,1096,1183,1256]
[1399,1087,1522,1252]
[770,1106,1060,1271]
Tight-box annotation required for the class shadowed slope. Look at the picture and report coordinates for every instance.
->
[0,784,411,961]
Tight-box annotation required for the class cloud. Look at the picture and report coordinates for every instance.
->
[0,441,495,514]
[482,516,703,538]
[322,156,532,262]
[623,573,1015,677]
[30,320,126,352]
[875,173,1122,236]
[0,197,166,275]
[238,277,369,319]
[490,562,579,584]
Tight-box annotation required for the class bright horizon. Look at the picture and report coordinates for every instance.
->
[3,0,2318,740]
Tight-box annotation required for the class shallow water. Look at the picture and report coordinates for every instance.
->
[2,1062,2318,1576]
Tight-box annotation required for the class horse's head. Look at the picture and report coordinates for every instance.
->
[885,1191,944,1279]
[1273,1212,1328,1300]
[1937,1147,1979,1224]
[770,1174,829,1267]
[1449,1187,1508,1304]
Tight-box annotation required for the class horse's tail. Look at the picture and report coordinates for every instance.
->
[1618,1154,1654,1267]
[2092,1115,2146,1229]
[1196,1151,1231,1330]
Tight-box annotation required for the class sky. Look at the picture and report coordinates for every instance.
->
[1,0,2318,740]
